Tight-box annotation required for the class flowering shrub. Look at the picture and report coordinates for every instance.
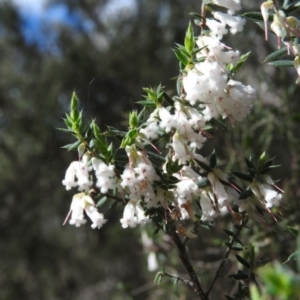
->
[58,0,300,298]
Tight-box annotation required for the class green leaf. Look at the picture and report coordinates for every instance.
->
[244,157,256,169]
[184,22,194,54]
[223,229,235,237]
[283,250,300,264]
[163,91,175,106]
[262,157,275,169]
[235,254,251,269]
[230,51,251,75]
[288,226,299,237]
[232,172,254,182]
[282,0,300,13]
[195,159,212,172]
[136,100,156,107]
[232,246,244,251]
[268,60,295,67]
[189,12,202,20]
[63,117,73,128]
[96,196,108,207]
[209,150,217,169]
[263,48,288,63]
[173,48,189,66]
[260,164,281,174]
[70,91,80,121]
[62,140,82,150]
[242,11,266,22]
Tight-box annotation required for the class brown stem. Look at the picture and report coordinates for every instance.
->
[200,2,206,31]
[168,228,208,300]
[205,224,244,296]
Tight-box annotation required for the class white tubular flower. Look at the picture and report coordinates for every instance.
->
[66,193,107,229]
[250,180,282,208]
[147,251,159,272]
[140,108,160,140]
[141,231,158,272]
[206,19,228,39]
[68,194,86,227]
[121,146,159,207]
[62,161,79,190]
[120,200,150,228]
[120,200,137,228]
[200,191,216,221]
[136,202,150,225]
[270,10,287,49]
[158,107,176,132]
[85,205,107,229]
[212,0,241,14]
[214,11,246,34]
[261,1,273,40]
[172,131,190,163]
[207,172,228,206]
[62,154,93,192]
[220,80,256,122]
[92,158,116,193]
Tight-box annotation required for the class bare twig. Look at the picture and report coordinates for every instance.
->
[205,223,244,296]
[163,271,194,288]
[168,227,208,300]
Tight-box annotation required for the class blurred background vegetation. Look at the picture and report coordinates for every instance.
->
[0,0,299,299]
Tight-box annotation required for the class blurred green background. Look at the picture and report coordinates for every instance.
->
[0,0,299,299]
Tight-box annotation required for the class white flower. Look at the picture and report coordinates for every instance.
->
[65,193,107,229]
[251,180,282,208]
[158,107,176,132]
[92,158,116,193]
[200,191,216,221]
[120,200,150,228]
[206,19,228,39]
[147,251,159,272]
[207,172,229,206]
[120,146,159,207]
[212,0,242,14]
[213,12,246,34]
[140,108,162,140]
[120,200,138,228]
[172,131,190,163]
[85,205,107,229]
[62,154,93,192]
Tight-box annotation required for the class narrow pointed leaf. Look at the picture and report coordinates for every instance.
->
[288,226,299,237]
[282,0,300,13]
[263,48,288,63]
[268,60,294,67]
[210,151,217,168]
[223,229,235,237]
[235,254,251,269]
[195,159,212,172]
[232,172,253,182]
[244,157,256,169]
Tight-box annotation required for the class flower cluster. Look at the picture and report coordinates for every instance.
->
[61,0,283,232]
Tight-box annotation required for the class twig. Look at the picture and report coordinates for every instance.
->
[163,271,195,288]
[168,227,208,300]
[205,223,244,296]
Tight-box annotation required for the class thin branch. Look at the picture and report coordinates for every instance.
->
[163,271,195,288]
[168,227,208,300]
[205,223,244,296]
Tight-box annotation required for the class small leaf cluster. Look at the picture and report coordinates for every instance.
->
[232,152,281,200]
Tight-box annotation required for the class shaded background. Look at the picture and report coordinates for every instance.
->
[1,0,299,299]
